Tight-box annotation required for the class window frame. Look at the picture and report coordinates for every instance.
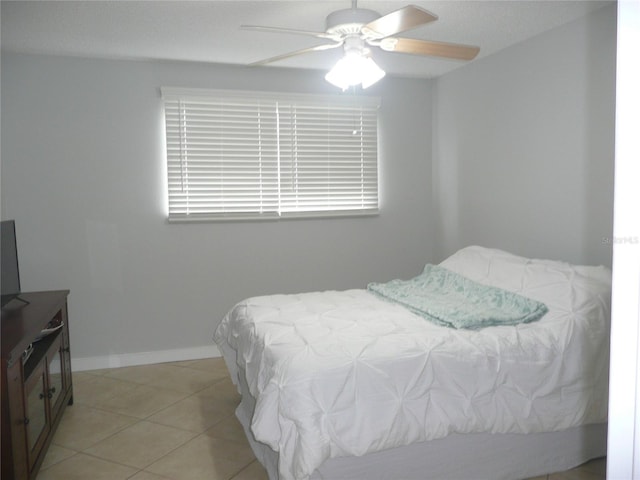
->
[161,87,380,222]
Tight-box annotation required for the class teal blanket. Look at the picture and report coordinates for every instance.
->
[367,265,548,330]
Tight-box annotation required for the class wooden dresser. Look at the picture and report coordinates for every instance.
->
[1,290,73,480]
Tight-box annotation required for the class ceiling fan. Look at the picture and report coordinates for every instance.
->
[241,1,480,89]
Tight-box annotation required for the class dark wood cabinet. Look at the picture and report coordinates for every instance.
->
[1,291,73,480]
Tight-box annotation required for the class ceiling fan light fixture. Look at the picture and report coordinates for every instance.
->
[244,4,480,78]
[325,51,385,90]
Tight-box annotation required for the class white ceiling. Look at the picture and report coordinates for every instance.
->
[1,1,612,79]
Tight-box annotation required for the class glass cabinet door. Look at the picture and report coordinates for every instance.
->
[24,361,50,465]
[48,348,64,415]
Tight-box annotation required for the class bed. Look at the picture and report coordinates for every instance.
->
[213,246,611,480]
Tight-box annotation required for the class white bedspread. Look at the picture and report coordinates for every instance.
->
[213,246,611,480]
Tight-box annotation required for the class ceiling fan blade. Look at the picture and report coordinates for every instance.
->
[249,42,343,66]
[362,5,437,39]
[380,37,480,61]
[241,25,339,41]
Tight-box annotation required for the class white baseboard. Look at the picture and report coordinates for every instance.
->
[71,344,221,371]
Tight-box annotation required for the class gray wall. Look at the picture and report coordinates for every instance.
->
[1,55,434,366]
[432,4,616,266]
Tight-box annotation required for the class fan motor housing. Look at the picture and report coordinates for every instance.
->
[326,8,380,35]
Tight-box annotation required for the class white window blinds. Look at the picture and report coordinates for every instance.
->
[162,88,379,221]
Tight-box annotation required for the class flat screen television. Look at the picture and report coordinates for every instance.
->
[1,220,22,307]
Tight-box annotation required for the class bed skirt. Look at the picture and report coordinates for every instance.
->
[234,367,606,480]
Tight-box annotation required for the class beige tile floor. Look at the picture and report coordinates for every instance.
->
[37,357,606,480]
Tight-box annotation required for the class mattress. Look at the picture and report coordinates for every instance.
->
[214,246,612,480]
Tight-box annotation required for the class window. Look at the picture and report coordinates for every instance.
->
[162,88,379,221]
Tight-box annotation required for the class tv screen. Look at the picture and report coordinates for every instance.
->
[1,220,21,306]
